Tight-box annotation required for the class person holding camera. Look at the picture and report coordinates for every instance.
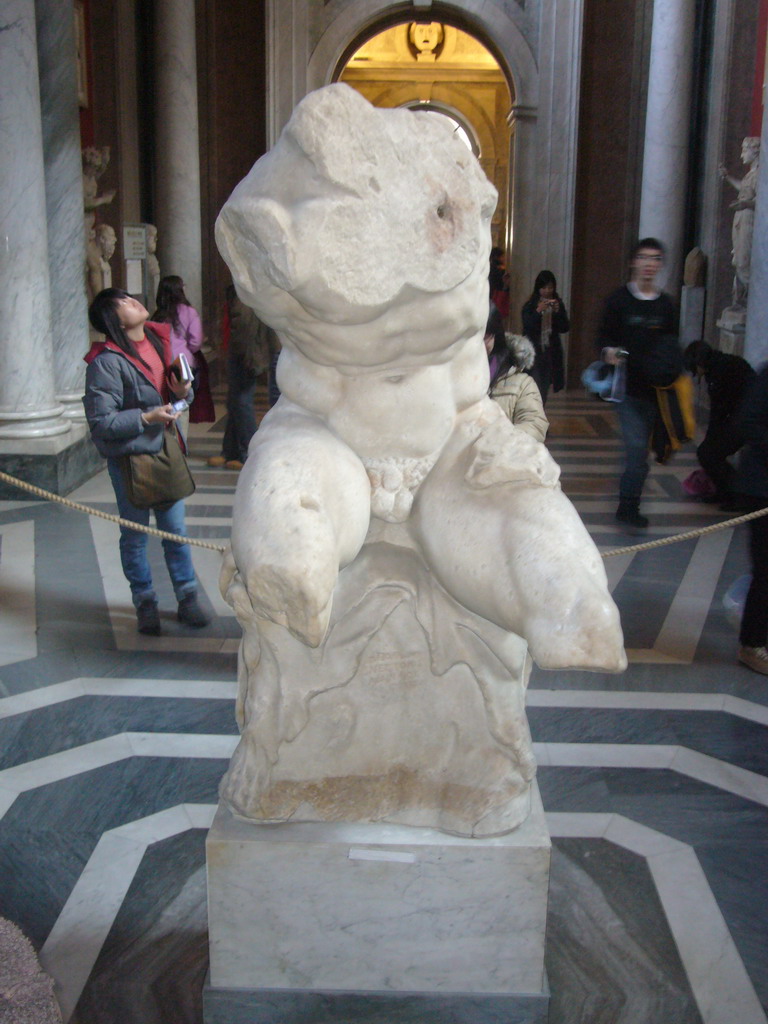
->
[83,288,209,635]
[521,270,570,405]
[598,238,678,530]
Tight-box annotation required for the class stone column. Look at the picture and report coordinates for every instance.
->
[154,0,203,310]
[0,1,68,440]
[638,0,696,293]
[36,0,90,420]
[744,96,768,368]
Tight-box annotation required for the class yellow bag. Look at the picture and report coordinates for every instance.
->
[652,374,695,464]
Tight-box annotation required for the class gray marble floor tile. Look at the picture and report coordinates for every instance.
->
[73,831,209,1024]
[545,839,702,1024]
[0,696,237,769]
[528,707,768,775]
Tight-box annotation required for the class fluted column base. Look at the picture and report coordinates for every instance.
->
[0,406,70,440]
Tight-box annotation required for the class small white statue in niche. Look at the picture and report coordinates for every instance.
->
[145,224,161,306]
[215,85,626,838]
[720,136,760,307]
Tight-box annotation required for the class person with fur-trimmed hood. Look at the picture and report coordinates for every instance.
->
[484,317,549,443]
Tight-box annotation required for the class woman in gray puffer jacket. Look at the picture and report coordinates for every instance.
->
[83,288,209,636]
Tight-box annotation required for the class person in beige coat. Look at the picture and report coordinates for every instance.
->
[486,326,549,443]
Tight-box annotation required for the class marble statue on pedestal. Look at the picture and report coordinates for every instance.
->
[720,137,760,308]
[145,224,161,306]
[82,146,115,217]
[215,84,626,838]
[86,223,116,302]
[83,146,116,309]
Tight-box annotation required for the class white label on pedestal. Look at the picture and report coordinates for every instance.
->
[348,847,417,864]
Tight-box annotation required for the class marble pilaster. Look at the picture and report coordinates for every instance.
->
[0,0,68,440]
[267,0,310,146]
[36,0,90,420]
[744,92,768,368]
[638,0,696,294]
[154,0,203,310]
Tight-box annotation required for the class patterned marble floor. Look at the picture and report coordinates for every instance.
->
[1,387,767,1024]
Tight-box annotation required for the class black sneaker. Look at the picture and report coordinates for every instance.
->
[177,594,209,629]
[615,506,649,529]
[136,599,161,636]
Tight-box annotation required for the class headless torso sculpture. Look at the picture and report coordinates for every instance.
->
[215,85,626,838]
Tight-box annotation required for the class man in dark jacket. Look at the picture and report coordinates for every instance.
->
[598,238,678,529]
[684,340,755,505]
[208,285,280,470]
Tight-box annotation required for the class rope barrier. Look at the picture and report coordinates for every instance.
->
[0,470,228,553]
[2,467,768,560]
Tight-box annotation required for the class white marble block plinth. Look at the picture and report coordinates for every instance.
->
[206,786,550,997]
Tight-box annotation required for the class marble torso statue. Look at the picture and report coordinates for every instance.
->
[215,85,626,837]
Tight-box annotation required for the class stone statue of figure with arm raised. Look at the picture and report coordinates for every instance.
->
[720,136,760,307]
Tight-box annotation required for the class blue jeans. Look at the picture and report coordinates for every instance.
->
[107,458,197,607]
[222,352,258,462]
[616,394,657,503]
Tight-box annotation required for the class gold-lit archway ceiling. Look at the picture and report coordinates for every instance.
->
[346,24,502,70]
[339,23,513,244]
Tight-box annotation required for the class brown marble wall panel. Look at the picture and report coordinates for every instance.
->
[567,0,652,388]
[707,1,760,343]
[198,0,268,345]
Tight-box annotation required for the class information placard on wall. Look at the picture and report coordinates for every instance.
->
[123,224,147,260]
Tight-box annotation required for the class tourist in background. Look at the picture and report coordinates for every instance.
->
[84,289,209,636]
[597,239,677,530]
[485,309,548,443]
[208,285,279,470]
[521,270,569,405]
[683,340,754,508]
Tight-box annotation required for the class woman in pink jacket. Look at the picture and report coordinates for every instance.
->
[152,275,203,368]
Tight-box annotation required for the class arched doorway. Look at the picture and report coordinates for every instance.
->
[336,21,514,252]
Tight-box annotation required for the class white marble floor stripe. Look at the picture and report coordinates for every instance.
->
[602,549,635,593]
[652,529,733,662]
[0,520,37,670]
[535,742,768,806]
[0,677,238,718]
[39,802,217,1023]
[0,733,237,820]
[547,812,767,1024]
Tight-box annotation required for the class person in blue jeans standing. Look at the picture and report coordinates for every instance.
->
[597,238,677,530]
[84,288,210,635]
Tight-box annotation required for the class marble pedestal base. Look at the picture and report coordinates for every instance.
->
[202,977,550,1024]
[0,425,103,498]
[717,309,746,357]
[0,423,103,499]
[204,788,551,1023]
